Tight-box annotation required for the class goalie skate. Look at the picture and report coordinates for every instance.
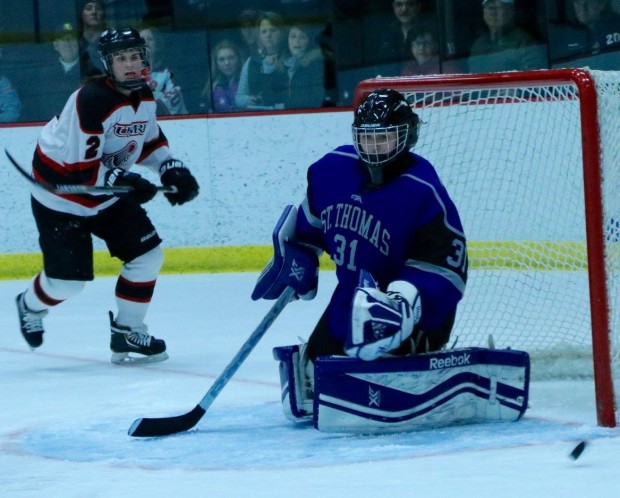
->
[273,344,314,421]
[109,311,168,364]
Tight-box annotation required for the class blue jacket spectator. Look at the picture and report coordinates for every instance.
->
[0,74,21,123]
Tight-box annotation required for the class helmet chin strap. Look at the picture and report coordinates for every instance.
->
[363,150,412,187]
[114,78,147,91]
[362,163,384,187]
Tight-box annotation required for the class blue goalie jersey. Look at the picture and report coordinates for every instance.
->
[295,145,468,343]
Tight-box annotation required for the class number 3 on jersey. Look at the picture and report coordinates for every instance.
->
[333,234,358,271]
[447,238,467,273]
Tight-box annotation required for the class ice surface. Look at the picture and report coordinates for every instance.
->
[1,273,619,497]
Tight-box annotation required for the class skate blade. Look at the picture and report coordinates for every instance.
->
[111,351,169,365]
[20,333,43,350]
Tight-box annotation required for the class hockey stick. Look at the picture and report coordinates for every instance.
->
[128,286,296,437]
[5,149,176,195]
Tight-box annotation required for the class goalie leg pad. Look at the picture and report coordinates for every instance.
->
[273,345,314,422]
[313,347,530,433]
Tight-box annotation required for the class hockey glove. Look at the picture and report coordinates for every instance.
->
[347,270,422,361]
[252,205,319,301]
[159,159,199,206]
[104,168,158,204]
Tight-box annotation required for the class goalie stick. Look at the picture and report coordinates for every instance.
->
[5,149,177,195]
[128,286,296,437]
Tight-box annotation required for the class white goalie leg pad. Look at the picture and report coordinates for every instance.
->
[273,345,314,422]
[313,347,530,434]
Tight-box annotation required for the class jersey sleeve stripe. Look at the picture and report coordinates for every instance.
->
[301,196,323,229]
[403,173,465,238]
[34,146,99,186]
[137,128,169,163]
[404,259,466,294]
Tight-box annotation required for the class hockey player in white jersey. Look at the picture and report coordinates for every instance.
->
[15,27,199,364]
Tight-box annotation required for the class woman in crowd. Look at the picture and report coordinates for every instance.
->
[77,0,107,75]
[285,24,326,109]
[235,11,289,110]
[401,26,461,76]
[201,39,243,113]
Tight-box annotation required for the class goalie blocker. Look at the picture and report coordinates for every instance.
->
[273,345,529,433]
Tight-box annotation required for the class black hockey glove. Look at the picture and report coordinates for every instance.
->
[159,159,199,206]
[104,168,158,204]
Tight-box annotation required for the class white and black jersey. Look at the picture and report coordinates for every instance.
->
[31,77,172,216]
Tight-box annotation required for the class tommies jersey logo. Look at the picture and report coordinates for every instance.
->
[429,352,471,369]
[113,122,147,137]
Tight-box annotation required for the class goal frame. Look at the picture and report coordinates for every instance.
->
[353,69,615,427]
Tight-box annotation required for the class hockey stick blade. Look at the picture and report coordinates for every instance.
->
[5,149,176,195]
[128,287,296,437]
[129,405,206,438]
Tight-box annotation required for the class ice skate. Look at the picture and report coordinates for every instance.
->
[16,292,48,350]
[109,311,168,364]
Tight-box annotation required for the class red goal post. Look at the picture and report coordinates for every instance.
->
[354,69,619,427]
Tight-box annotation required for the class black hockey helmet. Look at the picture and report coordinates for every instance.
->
[98,27,150,90]
[352,88,419,178]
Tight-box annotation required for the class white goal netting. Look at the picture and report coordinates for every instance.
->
[356,69,620,424]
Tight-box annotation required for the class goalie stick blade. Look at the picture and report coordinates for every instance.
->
[128,405,206,437]
[127,287,296,438]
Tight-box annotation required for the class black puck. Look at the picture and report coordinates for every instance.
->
[569,440,588,460]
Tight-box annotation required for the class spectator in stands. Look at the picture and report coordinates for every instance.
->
[235,11,289,110]
[468,0,546,73]
[285,24,325,109]
[200,39,242,113]
[555,0,620,58]
[77,0,107,75]
[573,0,620,52]
[30,22,95,120]
[401,25,462,76]
[371,0,436,65]
[140,27,188,115]
[54,21,100,79]
[237,8,260,62]
[0,47,21,123]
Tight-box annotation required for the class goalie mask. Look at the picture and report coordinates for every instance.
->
[98,27,150,91]
[352,88,419,184]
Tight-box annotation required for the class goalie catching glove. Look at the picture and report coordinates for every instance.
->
[104,168,157,204]
[252,205,319,301]
[159,159,199,206]
[347,269,422,361]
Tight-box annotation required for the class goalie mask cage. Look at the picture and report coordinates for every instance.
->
[353,69,619,427]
